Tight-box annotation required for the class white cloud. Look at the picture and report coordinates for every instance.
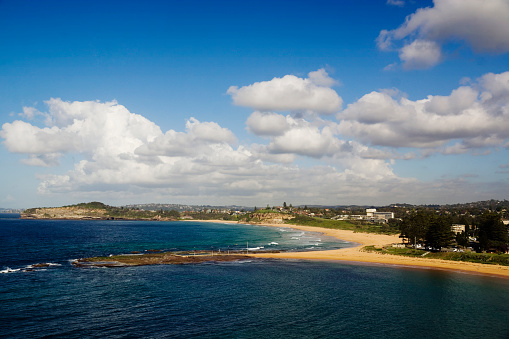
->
[246,112,367,159]
[21,153,62,167]
[186,118,236,143]
[135,117,236,158]
[0,98,162,167]
[267,125,344,158]
[399,39,442,70]
[337,71,509,150]
[19,106,45,120]
[227,69,342,114]
[424,86,478,115]
[2,93,507,206]
[378,0,509,68]
[383,62,398,71]
[387,0,405,6]
[308,68,338,87]
[246,111,291,136]
[2,97,424,205]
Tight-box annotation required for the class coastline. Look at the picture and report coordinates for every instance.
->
[195,219,509,279]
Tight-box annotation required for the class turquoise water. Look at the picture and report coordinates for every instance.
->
[1,216,509,338]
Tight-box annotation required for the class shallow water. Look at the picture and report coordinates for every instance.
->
[1,216,509,338]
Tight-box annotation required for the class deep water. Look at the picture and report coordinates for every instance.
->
[1,215,509,338]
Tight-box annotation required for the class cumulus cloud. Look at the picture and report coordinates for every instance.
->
[399,39,442,69]
[227,69,342,114]
[135,118,236,157]
[378,0,509,68]
[245,111,363,158]
[307,68,338,87]
[246,112,291,136]
[337,71,509,151]
[267,125,345,158]
[0,99,162,166]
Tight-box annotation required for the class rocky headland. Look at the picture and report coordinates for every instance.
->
[21,202,179,221]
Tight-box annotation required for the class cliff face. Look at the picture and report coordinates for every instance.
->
[21,207,109,220]
[21,205,178,221]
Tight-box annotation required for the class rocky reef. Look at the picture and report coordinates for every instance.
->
[72,251,255,267]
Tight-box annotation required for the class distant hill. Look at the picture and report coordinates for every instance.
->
[0,208,23,213]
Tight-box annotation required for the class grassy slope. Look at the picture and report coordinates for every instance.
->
[284,215,400,235]
[363,246,509,266]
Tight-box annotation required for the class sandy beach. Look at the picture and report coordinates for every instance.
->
[197,219,509,279]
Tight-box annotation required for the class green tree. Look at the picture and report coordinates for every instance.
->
[399,210,432,246]
[425,214,454,250]
[456,231,469,248]
[167,210,180,218]
[477,211,508,252]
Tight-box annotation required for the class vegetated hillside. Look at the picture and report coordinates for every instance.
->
[22,202,180,221]
[238,211,295,224]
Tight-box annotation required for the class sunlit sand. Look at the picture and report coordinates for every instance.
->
[198,220,509,279]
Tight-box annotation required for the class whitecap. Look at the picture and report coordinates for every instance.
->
[0,267,22,274]
[25,262,62,270]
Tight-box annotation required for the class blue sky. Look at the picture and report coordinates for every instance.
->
[1,0,509,208]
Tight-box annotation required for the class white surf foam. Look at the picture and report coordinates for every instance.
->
[0,267,22,274]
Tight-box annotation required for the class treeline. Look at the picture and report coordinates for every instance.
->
[394,210,508,252]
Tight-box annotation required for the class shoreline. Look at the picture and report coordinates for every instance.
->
[194,219,509,279]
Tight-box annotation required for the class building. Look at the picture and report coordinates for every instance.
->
[333,209,395,222]
[451,224,466,234]
[366,209,394,222]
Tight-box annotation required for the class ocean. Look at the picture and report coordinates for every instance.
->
[1,214,509,338]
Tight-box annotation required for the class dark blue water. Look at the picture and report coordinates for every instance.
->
[1,215,509,338]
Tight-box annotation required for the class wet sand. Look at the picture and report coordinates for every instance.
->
[196,219,509,279]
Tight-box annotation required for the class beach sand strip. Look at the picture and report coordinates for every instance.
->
[194,219,509,279]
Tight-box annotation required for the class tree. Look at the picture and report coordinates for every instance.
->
[456,231,469,248]
[477,211,508,252]
[283,202,287,209]
[167,210,180,218]
[399,210,432,246]
[425,214,454,250]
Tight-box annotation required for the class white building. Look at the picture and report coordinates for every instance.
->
[366,209,394,222]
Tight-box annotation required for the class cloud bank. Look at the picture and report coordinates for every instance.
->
[2,69,509,205]
[0,95,405,204]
